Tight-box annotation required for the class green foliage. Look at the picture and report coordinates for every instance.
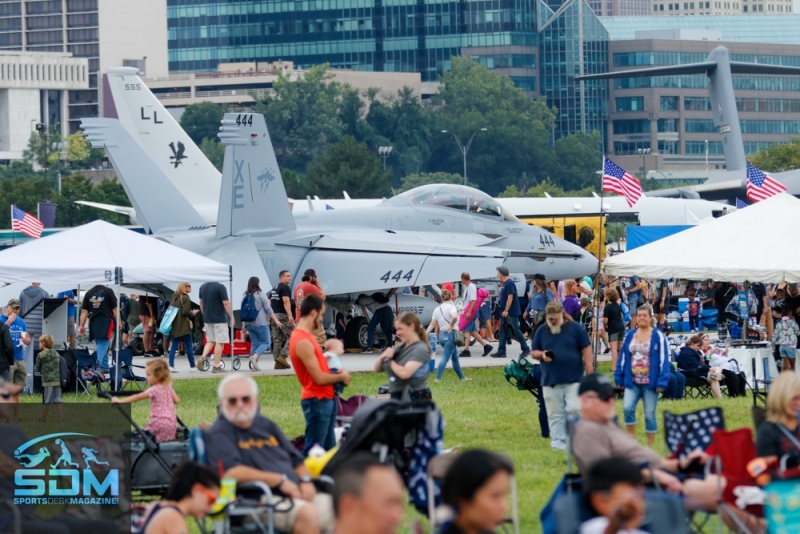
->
[750,137,800,173]
[304,135,392,198]
[397,172,471,193]
[428,57,558,195]
[549,131,603,191]
[253,64,345,172]
[23,127,63,168]
[180,102,224,145]
[497,178,596,198]
[199,137,225,171]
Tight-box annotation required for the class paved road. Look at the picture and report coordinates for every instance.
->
[129,341,614,380]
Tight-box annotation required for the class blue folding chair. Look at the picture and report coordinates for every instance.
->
[107,349,146,392]
[76,349,102,396]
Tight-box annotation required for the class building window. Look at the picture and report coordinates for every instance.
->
[616,96,645,111]
[657,118,678,132]
[613,119,650,134]
[614,142,651,155]
[67,28,97,43]
[26,0,61,15]
[658,141,678,154]
[684,96,711,111]
[685,119,716,132]
[26,15,61,30]
[0,2,21,16]
[67,13,98,27]
[660,96,679,110]
[509,76,536,91]
[66,0,97,13]
[26,30,62,44]
[686,141,723,154]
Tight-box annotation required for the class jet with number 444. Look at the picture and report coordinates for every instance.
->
[80,112,596,338]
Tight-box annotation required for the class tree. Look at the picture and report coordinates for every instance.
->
[304,136,392,198]
[427,57,556,195]
[23,126,63,168]
[750,137,800,173]
[180,102,224,145]
[397,172,473,193]
[253,64,345,172]
[497,178,595,198]
[199,137,225,171]
[63,132,106,169]
[548,132,603,191]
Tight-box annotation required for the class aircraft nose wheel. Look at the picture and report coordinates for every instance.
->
[233,357,241,371]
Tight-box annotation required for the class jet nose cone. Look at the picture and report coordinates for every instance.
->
[573,249,600,278]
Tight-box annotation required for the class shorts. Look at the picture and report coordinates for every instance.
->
[42,386,62,403]
[67,317,76,337]
[204,323,230,344]
[140,315,155,333]
[478,303,491,321]
[608,331,624,342]
[780,345,797,359]
[253,493,333,533]
[461,318,477,332]
[653,300,665,314]
[10,360,26,385]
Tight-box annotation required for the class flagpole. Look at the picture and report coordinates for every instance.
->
[593,157,605,371]
[10,205,14,247]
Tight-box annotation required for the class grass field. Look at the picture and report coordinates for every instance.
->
[20,362,756,533]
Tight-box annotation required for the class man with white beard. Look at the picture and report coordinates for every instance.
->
[530,301,593,451]
[204,374,334,534]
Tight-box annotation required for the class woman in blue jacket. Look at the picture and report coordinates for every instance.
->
[677,335,723,399]
[615,304,672,446]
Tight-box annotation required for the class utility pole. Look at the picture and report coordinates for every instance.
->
[378,146,393,173]
[441,128,488,186]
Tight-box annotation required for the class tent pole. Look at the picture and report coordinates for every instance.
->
[229,272,234,362]
[592,184,605,371]
[114,267,121,390]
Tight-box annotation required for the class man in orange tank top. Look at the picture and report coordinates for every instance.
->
[290,293,351,456]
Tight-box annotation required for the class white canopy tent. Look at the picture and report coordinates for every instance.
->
[603,193,800,283]
[0,220,231,389]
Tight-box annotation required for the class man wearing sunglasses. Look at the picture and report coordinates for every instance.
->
[205,374,334,534]
[572,373,719,513]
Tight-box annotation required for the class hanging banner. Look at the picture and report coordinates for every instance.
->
[37,202,57,228]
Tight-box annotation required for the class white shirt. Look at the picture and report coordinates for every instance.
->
[580,517,647,534]
[464,283,477,303]
[433,302,458,330]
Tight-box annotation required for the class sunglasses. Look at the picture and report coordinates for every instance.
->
[226,395,253,406]
[197,485,218,506]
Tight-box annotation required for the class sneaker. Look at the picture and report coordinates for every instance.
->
[196,357,205,372]
[274,355,291,370]
[461,377,473,382]
[603,347,611,354]
[435,379,441,383]
[252,359,261,372]
[459,350,471,358]
[188,368,197,374]
[169,366,179,373]
[211,365,227,374]
[520,350,531,359]
[551,442,567,452]
[482,344,493,356]
[490,352,507,358]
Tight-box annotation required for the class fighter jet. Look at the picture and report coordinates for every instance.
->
[575,46,800,202]
[81,113,597,305]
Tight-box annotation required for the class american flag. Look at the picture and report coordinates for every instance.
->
[602,157,643,207]
[11,205,44,238]
[735,198,748,209]
[746,162,786,202]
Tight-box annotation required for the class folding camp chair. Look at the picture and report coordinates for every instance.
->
[76,349,101,396]
[426,452,519,534]
[708,427,764,534]
[751,355,772,408]
[107,349,147,392]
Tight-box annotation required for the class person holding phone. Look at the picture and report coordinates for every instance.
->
[530,301,593,451]
[676,334,723,399]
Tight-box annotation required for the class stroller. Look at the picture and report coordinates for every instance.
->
[99,390,191,496]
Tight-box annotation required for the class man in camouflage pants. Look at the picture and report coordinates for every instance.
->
[269,270,295,369]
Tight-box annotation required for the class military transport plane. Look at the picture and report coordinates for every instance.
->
[81,113,597,305]
[576,46,800,202]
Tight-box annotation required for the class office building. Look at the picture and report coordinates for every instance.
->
[0,0,168,134]
[0,51,87,160]
[649,0,792,14]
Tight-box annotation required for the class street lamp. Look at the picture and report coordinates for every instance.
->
[442,128,487,186]
[704,139,709,179]
[378,146,392,173]
[637,147,651,178]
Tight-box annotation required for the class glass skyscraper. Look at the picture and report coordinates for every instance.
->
[167,0,609,140]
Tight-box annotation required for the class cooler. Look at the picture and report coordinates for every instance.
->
[669,321,682,332]
[678,298,689,315]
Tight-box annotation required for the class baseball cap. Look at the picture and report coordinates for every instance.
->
[533,273,546,281]
[7,299,20,309]
[303,268,317,277]
[496,266,509,276]
[579,373,616,400]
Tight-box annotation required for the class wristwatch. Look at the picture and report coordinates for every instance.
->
[300,475,313,484]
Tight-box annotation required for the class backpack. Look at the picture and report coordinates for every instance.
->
[240,292,259,322]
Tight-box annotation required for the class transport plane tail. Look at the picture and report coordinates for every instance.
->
[81,118,208,234]
[104,67,221,222]
[216,112,296,238]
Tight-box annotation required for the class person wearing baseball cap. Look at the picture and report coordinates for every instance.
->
[1,298,29,420]
[294,268,326,346]
[571,373,719,513]
[490,266,530,359]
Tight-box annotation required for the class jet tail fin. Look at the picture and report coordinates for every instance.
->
[216,113,296,238]
[81,118,208,234]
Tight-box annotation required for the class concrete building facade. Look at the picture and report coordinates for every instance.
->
[0,0,167,134]
[0,51,87,160]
